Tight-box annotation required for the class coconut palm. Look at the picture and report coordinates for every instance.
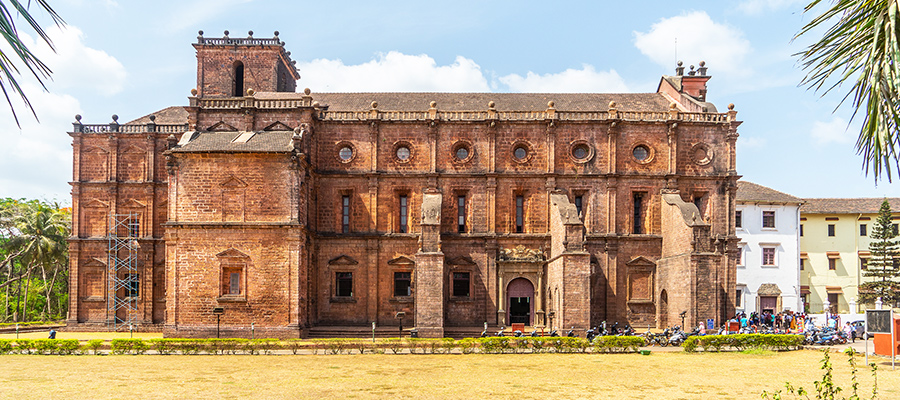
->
[795,0,900,182]
[0,0,64,126]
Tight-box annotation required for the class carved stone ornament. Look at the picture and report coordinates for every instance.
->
[499,245,545,262]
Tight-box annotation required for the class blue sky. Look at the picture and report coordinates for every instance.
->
[0,0,897,202]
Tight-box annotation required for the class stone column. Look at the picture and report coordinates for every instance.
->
[415,192,444,338]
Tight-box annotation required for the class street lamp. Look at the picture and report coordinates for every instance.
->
[212,307,225,338]
[679,311,687,328]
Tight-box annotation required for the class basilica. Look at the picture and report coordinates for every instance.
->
[67,31,741,338]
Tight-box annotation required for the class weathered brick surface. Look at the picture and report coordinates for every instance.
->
[69,34,739,337]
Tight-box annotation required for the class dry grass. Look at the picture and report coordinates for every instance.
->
[0,350,897,399]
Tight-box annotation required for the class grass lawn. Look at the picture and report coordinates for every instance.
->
[0,331,163,340]
[0,350,896,399]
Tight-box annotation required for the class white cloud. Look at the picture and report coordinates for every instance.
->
[0,24,126,200]
[499,65,629,93]
[736,0,806,16]
[299,52,491,92]
[811,117,855,145]
[20,26,126,96]
[633,11,751,77]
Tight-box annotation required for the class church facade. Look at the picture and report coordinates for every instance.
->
[67,32,741,338]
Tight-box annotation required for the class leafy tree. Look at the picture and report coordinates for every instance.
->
[795,1,900,182]
[859,199,900,306]
[0,0,64,126]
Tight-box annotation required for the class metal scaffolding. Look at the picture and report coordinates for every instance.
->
[107,213,139,331]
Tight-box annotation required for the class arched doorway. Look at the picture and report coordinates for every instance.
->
[507,278,535,325]
[659,289,668,328]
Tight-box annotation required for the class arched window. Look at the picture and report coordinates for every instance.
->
[233,61,245,97]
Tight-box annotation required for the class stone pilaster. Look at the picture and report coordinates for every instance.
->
[415,192,444,338]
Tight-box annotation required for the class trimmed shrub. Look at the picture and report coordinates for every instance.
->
[57,340,81,355]
[458,338,479,354]
[111,339,148,355]
[16,339,36,355]
[382,338,403,354]
[683,334,805,352]
[85,339,104,355]
[285,339,305,355]
[33,339,59,355]
[593,336,643,353]
[0,340,14,355]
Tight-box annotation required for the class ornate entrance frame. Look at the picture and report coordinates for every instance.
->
[496,246,546,327]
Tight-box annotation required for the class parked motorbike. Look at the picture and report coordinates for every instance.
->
[495,327,505,337]
[566,327,576,337]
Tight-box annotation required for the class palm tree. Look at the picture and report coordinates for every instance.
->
[795,0,900,182]
[0,0,64,126]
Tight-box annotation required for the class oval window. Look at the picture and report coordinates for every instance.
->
[456,147,469,160]
[633,145,649,162]
[339,146,353,161]
[396,146,411,161]
[514,146,527,160]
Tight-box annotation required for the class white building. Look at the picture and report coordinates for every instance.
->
[735,181,803,315]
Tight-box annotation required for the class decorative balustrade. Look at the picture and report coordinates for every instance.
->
[317,109,732,123]
[197,37,281,46]
[73,123,189,134]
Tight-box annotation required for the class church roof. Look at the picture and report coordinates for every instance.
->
[736,181,802,204]
[801,198,900,214]
[168,131,294,153]
[300,92,672,112]
[127,106,189,125]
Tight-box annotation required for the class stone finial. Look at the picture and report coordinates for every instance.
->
[149,115,156,122]
[286,51,291,56]
[608,101,616,108]
[304,88,311,95]
[698,61,708,76]
[247,88,255,96]
[688,65,696,76]
[547,100,555,108]
[676,61,685,76]
[670,102,677,109]
[728,103,735,110]
[312,101,320,107]
[198,30,204,37]
[75,114,82,122]
[248,30,253,37]
[111,114,119,123]
[167,134,178,149]
[488,101,495,109]
[190,88,198,96]
[429,101,437,109]
[274,31,280,37]
[370,101,378,109]
[224,30,230,37]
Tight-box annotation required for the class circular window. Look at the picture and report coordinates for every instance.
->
[334,141,357,164]
[568,141,594,163]
[633,145,650,162]
[510,141,533,164]
[339,146,353,161]
[514,146,527,160]
[396,146,410,161]
[451,140,474,164]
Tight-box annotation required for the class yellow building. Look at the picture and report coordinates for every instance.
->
[800,198,900,313]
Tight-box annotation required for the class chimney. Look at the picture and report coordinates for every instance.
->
[680,61,711,102]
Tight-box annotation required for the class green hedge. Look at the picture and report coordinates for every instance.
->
[682,334,805,352]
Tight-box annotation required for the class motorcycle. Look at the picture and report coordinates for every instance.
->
[566,327,577,337]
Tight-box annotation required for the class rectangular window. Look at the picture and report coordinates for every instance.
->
[336,272,353,297]
[800,258,804,270]
[633,192,644,234]
[221,266,243,296]
[893,224,899,236]
[394,272,411,297]
[399,195,408,233]
[829,258,836,270]
[735,211,742,228]
[453,272,470,297]
[515,195,524,233]
[127,218,140,238]
[828,224,835,237]
[860,224,867,236]
[457,195,466,233]
[861,258,868,270]
[574,195,584,218]
[762,211,775,228]
[125,273,139,297]
[735,289,743,308]
[762,247,775,266]
[738,247,744,266]
[800,224,804,236]
[341,195,350,233]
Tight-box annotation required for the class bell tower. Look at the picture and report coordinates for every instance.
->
[193,30,300,98]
